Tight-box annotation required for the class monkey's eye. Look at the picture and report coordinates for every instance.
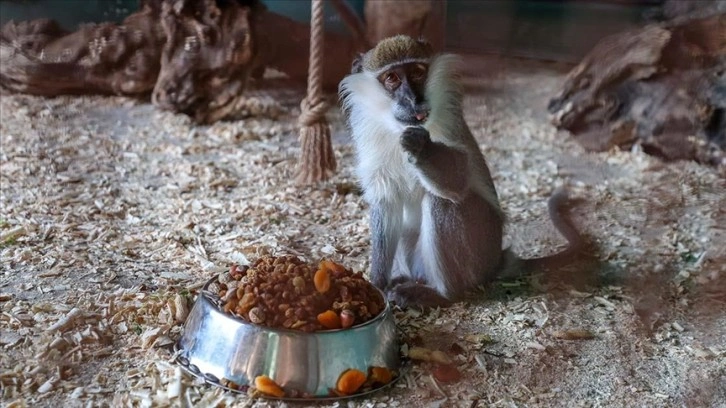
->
[410,64,427,81]
[382,72,401,89]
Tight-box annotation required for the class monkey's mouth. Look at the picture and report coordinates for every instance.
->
[398,110,429,126]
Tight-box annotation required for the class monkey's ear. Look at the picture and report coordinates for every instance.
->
[416,37,434,54]
[351,53,364,74]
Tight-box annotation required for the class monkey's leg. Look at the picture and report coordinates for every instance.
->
[398,201,423,277]
[369,203,403,290]
[400,127,470,201]
[393,193,503,308]
[386,194,463,308]
[387,227,419,289]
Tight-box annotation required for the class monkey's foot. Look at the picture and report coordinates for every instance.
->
[371,275,389,292]
[386,280,451,309]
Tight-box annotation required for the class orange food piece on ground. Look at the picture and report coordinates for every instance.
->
[254,375,285,397]
[313,268,331,293]
[336,369,367,394]
[432,364,461,383]
[369,366,393,385]
[317,310,342,329]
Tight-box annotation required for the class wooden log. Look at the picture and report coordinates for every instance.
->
[0,0,363,123]
[0,3,164,96]
[548,12,726,166]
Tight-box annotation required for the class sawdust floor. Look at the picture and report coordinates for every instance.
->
[1,55,724,408]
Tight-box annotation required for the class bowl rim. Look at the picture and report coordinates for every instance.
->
[200,274,394,335]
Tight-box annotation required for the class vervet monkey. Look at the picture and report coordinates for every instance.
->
[339,35,587,308]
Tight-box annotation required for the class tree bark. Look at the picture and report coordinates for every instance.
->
[0,0,363,122]
[548,10,726,167]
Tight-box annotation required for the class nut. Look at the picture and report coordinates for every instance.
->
[430,350,453,365]
[408,346,433,361]
[171,294,190,323]
[340,309,355,328]
[248,307,265,324]
[292,276,305,289]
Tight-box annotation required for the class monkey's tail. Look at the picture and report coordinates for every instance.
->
[499,186,589,279]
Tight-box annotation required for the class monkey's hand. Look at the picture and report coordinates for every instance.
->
[401,126,431,162]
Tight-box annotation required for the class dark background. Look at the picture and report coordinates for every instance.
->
[0,0,664,62]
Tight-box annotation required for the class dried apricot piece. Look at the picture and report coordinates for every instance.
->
[336,369,367,394]
[313,268,331,293]
[254,375,285,397]
[368,366,393,385]
[320,259,347,277]
[317,310,342,329]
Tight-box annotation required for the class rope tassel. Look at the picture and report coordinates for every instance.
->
[296,0,337,184]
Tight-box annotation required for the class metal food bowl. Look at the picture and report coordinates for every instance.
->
[174,276,401,399]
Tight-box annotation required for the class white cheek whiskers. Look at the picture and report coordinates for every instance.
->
[341,73,406,138]
[340,72,419,203]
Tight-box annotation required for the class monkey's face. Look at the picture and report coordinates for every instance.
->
[378,63,430,126]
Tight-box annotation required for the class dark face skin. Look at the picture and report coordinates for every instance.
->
[378,63,430,126]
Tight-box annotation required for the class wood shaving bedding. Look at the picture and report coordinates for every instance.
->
[1,56,724,407]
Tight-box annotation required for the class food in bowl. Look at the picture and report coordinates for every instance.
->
[211,255,386,332]
[196,255,397,398]
[175,255,400,400]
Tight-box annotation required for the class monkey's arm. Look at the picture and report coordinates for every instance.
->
[369,204,400,290]
[401,127,470,202]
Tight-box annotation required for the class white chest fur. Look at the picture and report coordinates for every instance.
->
[353,125,423,206]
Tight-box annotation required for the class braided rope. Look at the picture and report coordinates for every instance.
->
[296,0,336,184]
[298,95,329,127]
[306,0,324,103]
